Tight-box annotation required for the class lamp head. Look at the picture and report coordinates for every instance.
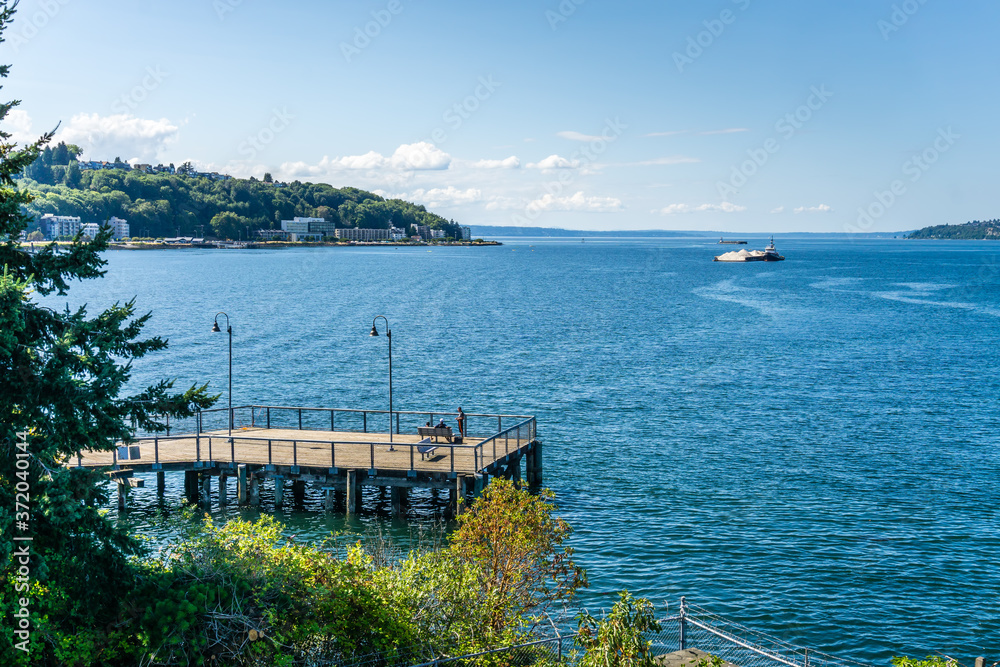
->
[212,320,221,333]
[370,325,379,337]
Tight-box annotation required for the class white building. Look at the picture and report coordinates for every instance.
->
[334,227,401,242]
[81,223,102,240]
[431,229,445,239]
[108,216,130,240]
[40,214,81,239]
[281,216,334,236]
[460,226,472,241]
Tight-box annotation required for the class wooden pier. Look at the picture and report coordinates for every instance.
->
[76,405,540,516]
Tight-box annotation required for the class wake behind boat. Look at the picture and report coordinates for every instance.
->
[714,236,785,262]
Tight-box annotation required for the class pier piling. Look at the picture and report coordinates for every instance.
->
[391,486,408,516]
[237,464,247,504]
[184,470,199,504]
[346,470,362,514]
[200,473,211,506]
[274,478,285,507]
[156,471,165,497]
[248,472,260,506]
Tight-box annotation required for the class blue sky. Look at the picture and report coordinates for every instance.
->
[5,0,997,232]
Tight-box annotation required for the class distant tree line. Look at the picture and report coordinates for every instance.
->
[908,219,1000,240]
[20,147,461,239]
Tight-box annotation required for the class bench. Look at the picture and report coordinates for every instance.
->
[418,426,453,443]
[416,437,437,460]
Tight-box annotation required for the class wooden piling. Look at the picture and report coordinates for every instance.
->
[274,478,284,507]
[346,470,362,514]
[323,487,336,511]
[156,471,165,497]
[200,473,211,506]
[117,480,126,510]
[184,470,199,504]
[237,464,247,504]
[526,441,542,487]
[248,472,260,506]
[391,486,408,516]
[219,474,228,506]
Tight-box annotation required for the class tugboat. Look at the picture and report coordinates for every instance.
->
[760,236,784,261]
[714,236,785,262]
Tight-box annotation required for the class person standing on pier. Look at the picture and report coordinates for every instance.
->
[456,407,466,437]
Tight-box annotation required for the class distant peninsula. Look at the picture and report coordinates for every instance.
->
[906,219,1000,240]
[20,143,465,241]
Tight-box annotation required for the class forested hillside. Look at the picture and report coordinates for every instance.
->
[907,219,1000,240]
[20,142,459,239]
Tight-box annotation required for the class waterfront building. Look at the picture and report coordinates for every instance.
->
[334,227,402,242]
[81,223,101,240]
[40,214,81,239]
[109,216,130,239]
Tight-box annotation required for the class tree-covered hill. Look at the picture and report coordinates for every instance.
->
[20,143,460,239]
[907,219,1000,240]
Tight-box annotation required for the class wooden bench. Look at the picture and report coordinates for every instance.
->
[417,426,453,443]
[416,437,437,460]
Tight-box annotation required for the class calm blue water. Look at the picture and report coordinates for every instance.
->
[42,238,1000,664]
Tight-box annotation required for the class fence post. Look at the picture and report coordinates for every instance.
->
[298,409,302,430]
[679,596,687,650]
[364,412,367,433]
[267,407,270,429]
[396,412,400,435]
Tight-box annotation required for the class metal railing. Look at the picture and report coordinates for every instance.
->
[647,599,877,667]
[194,405,533,442]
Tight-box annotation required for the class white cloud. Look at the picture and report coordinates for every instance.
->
[770,206,785,214]
[657,202,747,215]
[6,109,36,144]
[794,204,832,213]
[471,156,520,169]
[392,186,483,208]
[526,191,623,212]
[526,154,579,169]
[699,128,749,135]
[337,151,387,169]
[389,142,451,170]
[56,113,179,163]
[281,142,452,177]
[557,130,603,142]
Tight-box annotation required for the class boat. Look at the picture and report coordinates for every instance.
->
[213,241,259,249]
[718,238,748,244]
[714,236,785,262]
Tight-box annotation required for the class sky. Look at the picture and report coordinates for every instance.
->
[4,0,998,232]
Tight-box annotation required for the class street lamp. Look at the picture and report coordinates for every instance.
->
[369,315,393,450]
[212,312,233,439]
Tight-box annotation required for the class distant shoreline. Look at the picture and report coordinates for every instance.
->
[20,240,503,251]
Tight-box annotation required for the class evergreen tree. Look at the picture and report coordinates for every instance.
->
[0,5,215,663]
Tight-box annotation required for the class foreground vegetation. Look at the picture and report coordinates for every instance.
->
[0,481,584,666]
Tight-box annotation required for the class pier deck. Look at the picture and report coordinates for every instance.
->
[78,405,540,514]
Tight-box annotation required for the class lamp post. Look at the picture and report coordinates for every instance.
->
[212,312,232,439]
[369,315,393,450]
